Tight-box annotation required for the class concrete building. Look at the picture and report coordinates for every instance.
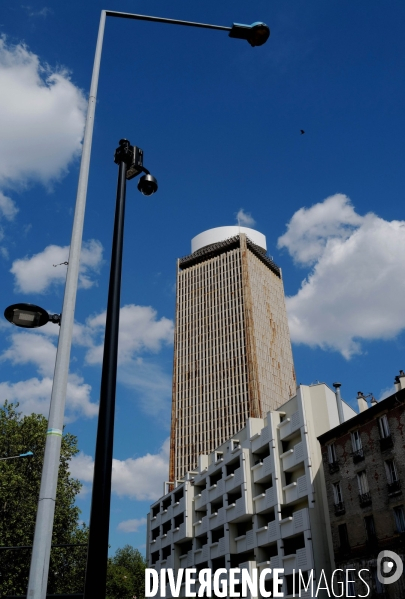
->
[148,382,356,598]
[318,371,405,598]
[169,226,296,482]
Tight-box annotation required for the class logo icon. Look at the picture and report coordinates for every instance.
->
[377,550,403,585]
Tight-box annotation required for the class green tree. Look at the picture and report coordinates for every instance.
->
[106,545,146,599]
[0,401,88,596]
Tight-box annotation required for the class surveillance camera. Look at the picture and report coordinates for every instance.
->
[137,174,158,196]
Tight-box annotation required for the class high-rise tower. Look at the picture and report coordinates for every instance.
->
[169,226,296,481]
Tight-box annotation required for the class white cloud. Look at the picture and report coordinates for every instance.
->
[277,194,364,266]
[70,439,169,501]
[279,194,405,358]
[0,192,18,220]
[1,332,56,376]
[236,208,256,228]
[10,239,103,293]
[0,374,97,423]
[0,331,98,421]
[117,518,147,533]
[0,36,86,190]
[85,305,173,365]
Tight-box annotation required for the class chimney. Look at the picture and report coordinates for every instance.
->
[370,396,378,407]
[357,391,368,412]
[394,375,401,392]
[333,382,345,424]
[399,370,405,391]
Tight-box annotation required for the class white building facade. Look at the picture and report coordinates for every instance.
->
[147,383,356,598]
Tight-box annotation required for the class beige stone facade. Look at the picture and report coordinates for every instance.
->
[169,231,296,482]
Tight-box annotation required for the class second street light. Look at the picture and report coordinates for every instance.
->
[83,140,157,598]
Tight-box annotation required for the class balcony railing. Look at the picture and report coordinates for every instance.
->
[328,461,340,474]
[334,501,345,516]
[379,435,394,452]
[359,492,372,507]
[351,449,364,463]
[388,480,402,495]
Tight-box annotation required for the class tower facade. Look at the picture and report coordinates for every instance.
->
[169,227,296,482]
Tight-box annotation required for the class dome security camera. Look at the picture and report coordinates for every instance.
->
[138,173,158,196]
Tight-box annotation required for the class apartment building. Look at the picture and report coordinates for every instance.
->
[148,382,356,598]
[318,371,405,598]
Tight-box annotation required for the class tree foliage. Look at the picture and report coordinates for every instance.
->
[0,401,88,596]
[106,545,146,599]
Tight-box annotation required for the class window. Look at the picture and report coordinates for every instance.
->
[351,430,362,451]
[333,482,343,504]
[379,415,390,438]
[357,471,369,495]
[364,515,376,540]
[385,460,398,484]
[327,443,337,463]
[393,506,405,533]
[338,523,349,549]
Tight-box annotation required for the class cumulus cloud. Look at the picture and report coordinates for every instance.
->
[0,331,98,421]
[0,36,86,190]
[10,239,103,293]
[84,305,173,365]
[117,518,147,533]
[236,208,256,228]
[278,194,405,358]
[70,439,169,501]
[119,359,172,418]
[0,192,18,220]
[0,374,97,422]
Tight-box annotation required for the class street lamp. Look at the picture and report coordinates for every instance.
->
[4,303,61,328]
[84,140,157,599]
[0,451,34,461]
[25,10,269,599]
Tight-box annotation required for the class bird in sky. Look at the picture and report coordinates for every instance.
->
[300,129,305,134]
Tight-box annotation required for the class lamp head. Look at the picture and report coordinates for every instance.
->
[229,22,270,47]
[137,173,158,196]
[4,303,50,329]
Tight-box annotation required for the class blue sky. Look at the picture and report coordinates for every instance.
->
[1,0,405,555]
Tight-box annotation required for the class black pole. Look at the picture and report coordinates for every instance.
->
[83,140,131,598]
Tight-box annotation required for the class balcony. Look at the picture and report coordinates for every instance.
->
[194,488,208,510]
[235,530,255,553]
[209,506,225,529]
[251,454,273,483]
[208,479,225,501]
[172,522,187,543]
[283,546,313,575]
[359,492,372,507]
[280,508,310,538]
[281,442,305,472]
[380,435,394,452]
[225,467,242,492]
[388,480,402,496]
[251,426,270,453]
[172,495,185,516]
[193,515,208,536]
[278,411,303,441]
[226,496,247,522]
[334,501,345,516]
[328,461,340,474]
[210,536,226,559]
[194,543,209,564]
[283,475,308,504]
[351,449,364,463]
[256,520,280,546]
[253,487,277,513]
